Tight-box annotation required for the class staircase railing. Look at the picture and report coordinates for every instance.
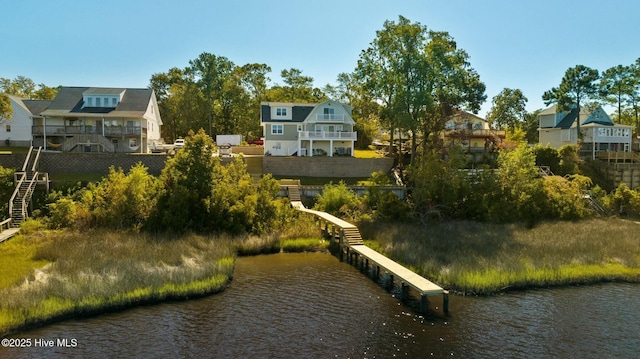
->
[8,172,26,222]
[8,147,43,227]
[63,134,115,152]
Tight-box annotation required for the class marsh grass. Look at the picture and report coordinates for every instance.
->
[0,233,50,288]
[0,230,235,336]
[234,215,328,255]
[359,218,640,295]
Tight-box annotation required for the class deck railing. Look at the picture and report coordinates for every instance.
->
[315,114,345,122]
[33,125,145,136]
[298,131,357,140]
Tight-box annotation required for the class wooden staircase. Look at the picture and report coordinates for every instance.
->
[8,147,45,229]
[287,186,301,202]
[342,227,364,246]
[62,134,115,152]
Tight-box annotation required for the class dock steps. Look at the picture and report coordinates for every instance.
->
[342,227,364,245]
[287,186,301,202]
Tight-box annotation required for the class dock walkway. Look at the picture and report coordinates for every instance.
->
[0,228,20,243]
[289,193,448,313]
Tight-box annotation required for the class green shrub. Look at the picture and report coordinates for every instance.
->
[533,144,560,174]
[313,181,361,218]
[603,183,640,218]
[558,144,581,176]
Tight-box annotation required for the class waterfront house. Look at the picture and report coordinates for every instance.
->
[538,105,633,160]
[1,95,51,147]
[32,86,163,153]
[443,110,505,156]
[260,100,357,156]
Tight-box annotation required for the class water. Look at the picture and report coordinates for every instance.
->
[2,252,639,358]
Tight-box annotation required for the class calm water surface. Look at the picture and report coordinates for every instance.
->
[2,252,639,358]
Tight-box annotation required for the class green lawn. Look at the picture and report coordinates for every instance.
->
[354,148,386,158]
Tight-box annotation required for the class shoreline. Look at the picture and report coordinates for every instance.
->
[2,220,640,336]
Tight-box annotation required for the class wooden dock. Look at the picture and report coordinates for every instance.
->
[0,219,19,243]
[0,228,20,243]
[289,191,448,314]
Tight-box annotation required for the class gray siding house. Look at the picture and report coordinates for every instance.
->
[260,100,357,156]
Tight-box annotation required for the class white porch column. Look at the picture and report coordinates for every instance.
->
[329,140,334,157]
[298,138,301,156]
[43,116,47,151]
[592,129,595,160]
[309,140,313,157]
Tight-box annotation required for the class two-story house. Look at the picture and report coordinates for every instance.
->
[33,86,162,153]
[443,110,505,152]
[538,104,632,159]
[260,100,357,157]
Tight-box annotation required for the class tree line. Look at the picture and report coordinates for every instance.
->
[4,16,639,160]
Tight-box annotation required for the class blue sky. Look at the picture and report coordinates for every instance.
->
[1,0,639,116]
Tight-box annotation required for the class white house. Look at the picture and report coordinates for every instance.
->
[260,100,357,156]
[1,95,50,147]
[538,104,633,159]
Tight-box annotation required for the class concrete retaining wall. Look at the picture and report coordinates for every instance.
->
[1,153,393,179]
[263,156,394,178]
[1,152,168,176]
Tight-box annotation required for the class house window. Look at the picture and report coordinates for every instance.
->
[87,97,94,106]
[112,97,117,107]
[276,108,287,116]
[6,124,10,132]
[323,107,335,120]
[96,97,102,107]
[271,124,284,135]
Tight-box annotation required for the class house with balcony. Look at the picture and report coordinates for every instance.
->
[538,105,633,160]
[33,86,162,153]
[443,110,505,154]
[260,100,357,157]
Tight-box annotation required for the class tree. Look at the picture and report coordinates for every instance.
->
[600,64,635,123]
[150,129,219,232]
[187,53,235,137]
[33,84,59,100]
[280,68,313,102]
[493,143,546,225]
[629,58,640,132]
[543,65,600,140]
[0,94,12,122]
[354,17,486,165]
[0,76,35,98]
[150,56,271,140]
[486,88,528,131]
[0,165,15,220]
[354,16,429,165]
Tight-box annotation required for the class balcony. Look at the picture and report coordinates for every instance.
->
[444,128,506,139]
[33,125,145,137]
[315,114,345,122]
[298,131,357,140]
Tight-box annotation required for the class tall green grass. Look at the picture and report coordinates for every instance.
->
[0,234,50,288]
[0,230,235,336]
[234,215,328,255]
[360,218,640,295]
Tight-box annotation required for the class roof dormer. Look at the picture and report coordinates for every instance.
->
[82,88,126,108]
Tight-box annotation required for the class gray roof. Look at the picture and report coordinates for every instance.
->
[6,94,51,117]
[42,86,153,117]
[260,102,316,123]
[22,99,51,116]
